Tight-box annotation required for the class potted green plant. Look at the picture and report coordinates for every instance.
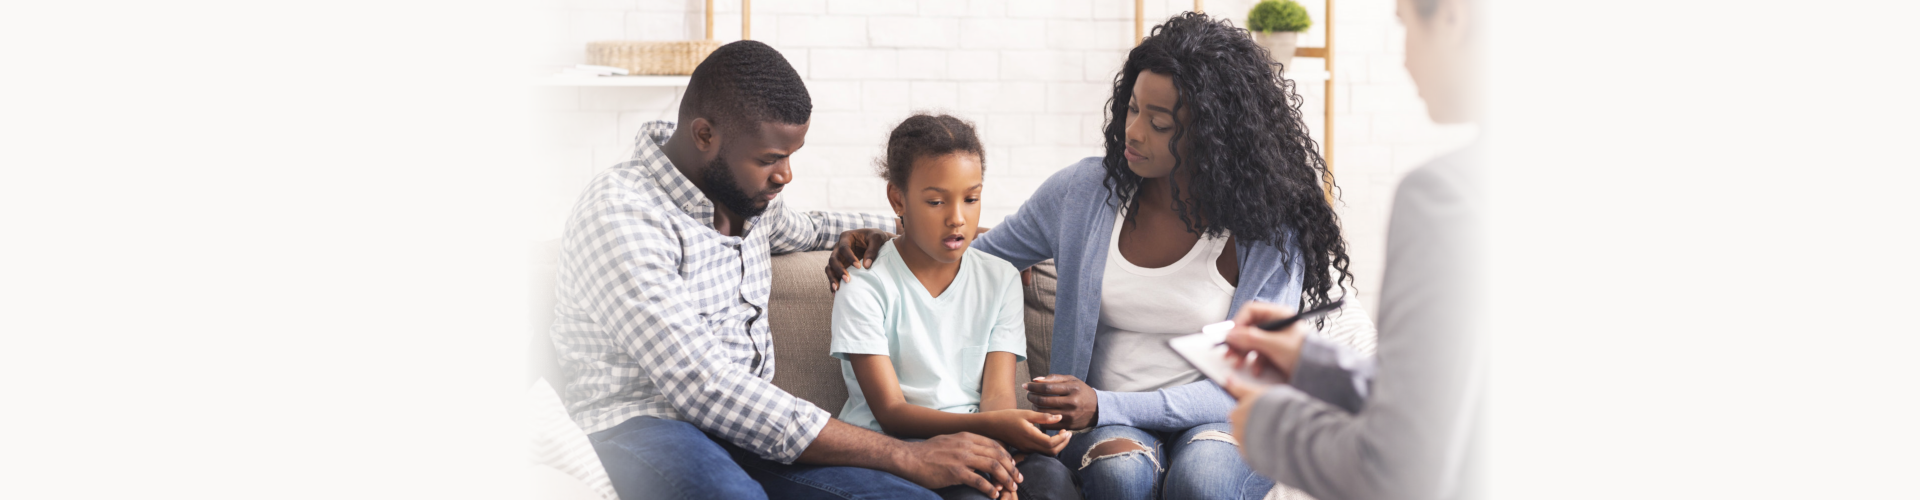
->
[1247,0,1313,72]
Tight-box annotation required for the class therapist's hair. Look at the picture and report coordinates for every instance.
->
[876,113,986,188]
[1100,12,1352,312]
[1410,0,1478,19]
[679,40,811,134]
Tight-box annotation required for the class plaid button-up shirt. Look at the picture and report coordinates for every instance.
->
[551,121,895,463]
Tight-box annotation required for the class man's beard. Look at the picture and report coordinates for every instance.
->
[701,157,770,219]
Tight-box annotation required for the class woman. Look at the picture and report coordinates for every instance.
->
[828,13,1351,500]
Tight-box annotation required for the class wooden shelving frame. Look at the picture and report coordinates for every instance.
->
[706,0,752,41]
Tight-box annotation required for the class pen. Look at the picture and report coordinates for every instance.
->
[1216,298,1345,347]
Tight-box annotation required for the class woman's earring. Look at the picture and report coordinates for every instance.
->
[894,214,904,232]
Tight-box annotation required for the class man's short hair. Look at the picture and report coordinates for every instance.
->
[679,40,811,133]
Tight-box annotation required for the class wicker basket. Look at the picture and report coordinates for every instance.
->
[586,40,722,76]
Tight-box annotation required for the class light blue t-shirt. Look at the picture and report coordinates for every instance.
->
[830,240,1027,433]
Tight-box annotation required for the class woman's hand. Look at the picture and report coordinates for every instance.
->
[1221,301,1310,381]
[980,410,1072,455]
[826,228,896,292]
[1024,375,1099,430]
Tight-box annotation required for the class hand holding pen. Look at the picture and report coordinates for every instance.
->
[1219,299,1344,382]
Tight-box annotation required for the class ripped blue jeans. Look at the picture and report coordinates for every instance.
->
[1057,423,1274,500]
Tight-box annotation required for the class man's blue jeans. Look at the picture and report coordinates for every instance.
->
[1057,422,1274,500]
[588,416,939,500]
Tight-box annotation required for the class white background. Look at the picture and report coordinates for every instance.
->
[527,0,1477,311]
[2,0,1916,498]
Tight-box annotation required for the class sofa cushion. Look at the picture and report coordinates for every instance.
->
[767,250,1057,417]
[1020,260,1058,379]
[529,378,617,500]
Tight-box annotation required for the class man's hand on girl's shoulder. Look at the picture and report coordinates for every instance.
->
[826,228,895,292]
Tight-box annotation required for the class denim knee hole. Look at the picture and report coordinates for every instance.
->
[1187,430,1239,447]
[1080,437,1160,472]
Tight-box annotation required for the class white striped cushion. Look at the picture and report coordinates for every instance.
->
[1317,291,1379,357]
[529,378,616,500]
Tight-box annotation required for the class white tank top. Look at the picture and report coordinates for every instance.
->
[1086,205,1237,393]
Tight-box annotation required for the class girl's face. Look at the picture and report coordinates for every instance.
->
[887,153,984,265]
[1122,70,1188,179]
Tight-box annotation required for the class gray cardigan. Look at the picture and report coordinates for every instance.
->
[972,157,1305,431]
[1242,146,1487,500]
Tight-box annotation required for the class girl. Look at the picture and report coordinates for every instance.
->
[829,114,1080,500]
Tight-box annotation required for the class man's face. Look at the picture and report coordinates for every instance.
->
[702,120,809,218]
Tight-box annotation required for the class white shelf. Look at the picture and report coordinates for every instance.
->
[539,75,690,87]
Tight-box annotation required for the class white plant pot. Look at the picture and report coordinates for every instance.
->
[1252,30,1300,74]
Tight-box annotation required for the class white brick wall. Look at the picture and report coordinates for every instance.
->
[530,0,1476,309]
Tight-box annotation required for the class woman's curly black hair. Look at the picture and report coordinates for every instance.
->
[1102,12,1353,312]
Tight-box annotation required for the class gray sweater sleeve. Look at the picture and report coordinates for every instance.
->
[1238,150,1488,500]
[1288,335,1376,414]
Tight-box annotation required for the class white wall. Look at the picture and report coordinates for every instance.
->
[529,0,1477,308]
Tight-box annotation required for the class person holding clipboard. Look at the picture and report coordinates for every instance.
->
[1212,0,1488,499]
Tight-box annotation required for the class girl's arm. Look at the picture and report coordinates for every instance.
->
[847,354,1061,453]
[979,352,1020,412]
[983,263,1035,415]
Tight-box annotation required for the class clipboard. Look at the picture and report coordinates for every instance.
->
[1167,321,1287,391]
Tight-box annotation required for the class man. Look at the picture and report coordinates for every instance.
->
[1219,0,1487,499]
[549,41,1023,500]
